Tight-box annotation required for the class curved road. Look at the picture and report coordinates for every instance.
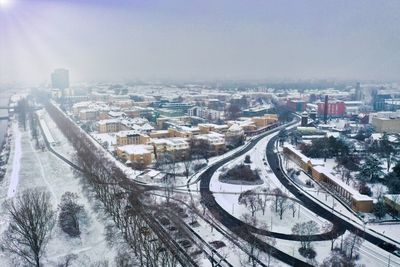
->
[199,116,399,266]
[199,118,322,266]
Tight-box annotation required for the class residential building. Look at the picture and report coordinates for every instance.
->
[225,124,245,147]
[116,144,154,167]
[193,132,226,156]
[116,131,150,146]
[98,119,125,133]
[168,128,193,138]
[198,123,229,134]
[283,144,373,212]
[251,114,278,129]
[151,138,190,160]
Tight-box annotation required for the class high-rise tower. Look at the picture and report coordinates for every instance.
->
[51,69,69,94]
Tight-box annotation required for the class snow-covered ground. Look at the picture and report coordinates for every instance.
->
[208,131,329,234]
[0,116,121,266]
[6,123,21,198]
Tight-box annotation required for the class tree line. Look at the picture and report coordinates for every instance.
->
[46,103,182,266]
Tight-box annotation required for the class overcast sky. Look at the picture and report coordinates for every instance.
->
[0,0,399,84]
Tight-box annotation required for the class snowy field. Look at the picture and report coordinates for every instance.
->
[0,117,121,266]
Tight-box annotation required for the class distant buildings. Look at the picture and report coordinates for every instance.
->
[51,69,69,93]
[354,82,362,101]
[286,99,307,113]
[187,106,223,121]
[343,101,363,116]
[372,90,391,112]
[242,105,273,117]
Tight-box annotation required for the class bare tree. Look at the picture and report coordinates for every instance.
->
[240,214,264,267]
[1,189,55,267]
[322,222,340,250]
[261,235,277,267]
[289,201,297,218]
[276,194,290,220]
[57,254,78,267]
[270,188,290,219]
[187,199,199,225]
[191,139,211,162]
[259,188,271,215]
[239,190,262,216]
[343,231,363,260]
[271,187,283,212]
[321,250,356,267]
[182,157,195,179]
[292,220,319,258]
[334,164,347,182]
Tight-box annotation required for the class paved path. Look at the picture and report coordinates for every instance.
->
[7,123,21,198]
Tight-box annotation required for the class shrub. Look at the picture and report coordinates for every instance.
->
[358,182,372,196]
[59,192,84,237]
[299,247,316,259]
[219,164,260,182]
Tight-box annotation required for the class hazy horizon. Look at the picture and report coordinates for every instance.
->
[1,0,399,85]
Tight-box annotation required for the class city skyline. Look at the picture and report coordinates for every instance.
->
[1,0,400,84]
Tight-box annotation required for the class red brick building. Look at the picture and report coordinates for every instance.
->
[317,101,346,117]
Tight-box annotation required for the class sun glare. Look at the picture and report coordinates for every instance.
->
[0,0,12,8]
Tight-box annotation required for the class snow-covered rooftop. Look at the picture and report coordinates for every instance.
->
[313,165,372,201]
[117,144,153,155]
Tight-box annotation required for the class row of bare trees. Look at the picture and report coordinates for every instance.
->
[46,103,180,266]
[238,187,298,220]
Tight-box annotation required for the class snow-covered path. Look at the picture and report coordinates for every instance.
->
[7,123,21,198]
